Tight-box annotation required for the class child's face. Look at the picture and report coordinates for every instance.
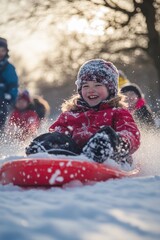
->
[16,99,29,110]
[123,91,139,110]
[81,81,109,107]
[0,47,7,61]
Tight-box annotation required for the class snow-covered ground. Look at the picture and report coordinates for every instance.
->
[0,129,160,240]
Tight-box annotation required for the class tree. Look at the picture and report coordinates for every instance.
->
[1,0,160,112]
[101,0,160,90]
[33,0,160,100]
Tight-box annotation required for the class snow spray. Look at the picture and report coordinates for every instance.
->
[134,128,160,176]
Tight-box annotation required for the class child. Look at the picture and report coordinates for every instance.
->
[120,83,155,128]
[26,59,140,166]
[0,37,19,131]
[7,90,40,141]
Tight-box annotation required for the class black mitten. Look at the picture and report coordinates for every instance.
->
[98,127,132,165]
[83,127,118,163]
[25,132,80,156]
[83,126,131,165]
[97,126,120,150]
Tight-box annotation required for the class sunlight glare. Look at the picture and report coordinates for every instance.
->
[67,17,104,36]
[106,27,115,35]
[15,33,51,68]
[66,7,108,36]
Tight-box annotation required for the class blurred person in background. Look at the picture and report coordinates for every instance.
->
[0,37,19,132]
[6,90,51,141]
[7,90,40,141]
[120,83,156,129]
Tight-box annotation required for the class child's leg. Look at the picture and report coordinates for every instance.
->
[25,132,80,156]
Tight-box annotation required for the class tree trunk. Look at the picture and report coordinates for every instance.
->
[141,0,160,95]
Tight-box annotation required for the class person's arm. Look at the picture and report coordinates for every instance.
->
[4,64,19,104]
[82,108,140,164]
[113,108,141,154]
[49,112,73,136]
[135,105,156,127]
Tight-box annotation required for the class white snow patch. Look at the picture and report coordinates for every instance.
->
[47,168,52,173]
[0,124,160,240]
[49,169,63,184]
[59,162,65,167]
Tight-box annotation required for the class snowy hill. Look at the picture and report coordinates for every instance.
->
[0,130,160,240]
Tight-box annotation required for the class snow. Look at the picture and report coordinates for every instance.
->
[0,130,160,240]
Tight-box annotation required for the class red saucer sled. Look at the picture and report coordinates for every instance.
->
[0,157,139,187]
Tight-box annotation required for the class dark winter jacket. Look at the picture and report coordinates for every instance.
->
[0,60,18,105]
[49,102,140,154]
[132,98,155,128]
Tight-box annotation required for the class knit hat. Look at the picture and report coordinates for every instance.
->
[120,83,143,98]
[0,37,8,50]
[75,59,119,98]
[118,70,129,88]
[17,90,31,103]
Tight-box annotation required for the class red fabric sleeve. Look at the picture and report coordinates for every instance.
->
[49,112,73,136]
[112,108,140,153]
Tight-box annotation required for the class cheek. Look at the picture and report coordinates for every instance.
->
[0,50,7,56]
[81,89,87,97]
[131,97,138,104]
[101,89,109,98]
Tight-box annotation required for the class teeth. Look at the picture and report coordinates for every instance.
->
[89,96,97,99]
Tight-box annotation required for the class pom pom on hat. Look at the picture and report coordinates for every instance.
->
[118,70,129,89]
[75,59,119,98]
[17,90,31,103]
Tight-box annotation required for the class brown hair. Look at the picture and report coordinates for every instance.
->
[32,96,50,119]
[61,93,127,112]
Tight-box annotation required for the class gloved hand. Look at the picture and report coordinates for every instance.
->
[25,132,80,156]
[97,126,120,150]
[83,126,131,165]
[83,126,118,163]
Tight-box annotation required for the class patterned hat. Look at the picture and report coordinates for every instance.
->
[120,83,143,98]
[0,37,8,50]
[17,90,31,103]
[75,59,119,98]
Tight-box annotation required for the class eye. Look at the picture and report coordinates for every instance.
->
[95,83,103,87]
[82,84,89,88]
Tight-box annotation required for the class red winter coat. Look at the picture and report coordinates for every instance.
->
[8,109,40,140]
[49,102,140,154]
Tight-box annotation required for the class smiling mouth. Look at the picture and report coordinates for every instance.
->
[88,95,99,99]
